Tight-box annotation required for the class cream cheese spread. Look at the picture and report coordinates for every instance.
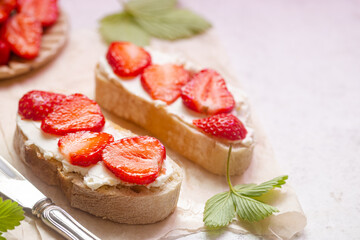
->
[98,48,253,146]
[17,115,174,189]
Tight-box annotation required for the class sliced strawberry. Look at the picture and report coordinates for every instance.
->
[193,113,247,141]
[58,131,114,167]
[41,94,105,135]
[181,69,235,115]
[1,13,42,59]
[0,0,16,23]
[141,64,190,104]
[18,90,66,120]
[17,0,58,27]
[106,42,151,78]
[102,136,166,185]
[0,39,10,65]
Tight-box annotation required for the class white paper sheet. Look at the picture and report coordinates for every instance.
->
[0,29,306,240]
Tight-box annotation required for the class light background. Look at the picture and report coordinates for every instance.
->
[51,0,360,239]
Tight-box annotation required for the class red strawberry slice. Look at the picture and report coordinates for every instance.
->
[18,90,66,120]
[17,0,58,27]
[1,13,42,59]
[58,131,114,167]
[0,0,16,23]
[106,42,151,78]
[193,113,247,141]
[0,39,11,65]
[141,64,190,104]
[102,136,166,185]
[41,93,105,135]
[181,69,235,115]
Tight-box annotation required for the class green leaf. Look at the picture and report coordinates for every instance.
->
[0,198,25,233]
[203,145,288,228]
[234,175,288,197]
[231,194,279,222]
[234,183,256,191]
[99,12,150,46]
[99,0,211,43]
[134,9,212,40]
[125,0,177,16]
[203,191,235,228]
[0,233,5,240]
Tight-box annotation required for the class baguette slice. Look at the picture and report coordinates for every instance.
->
[14,120,183,224]
[95,56,254,176]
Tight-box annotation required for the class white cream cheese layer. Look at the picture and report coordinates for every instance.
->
[17,115,174,190]
[98,48,253,146]
[83,157,173,190]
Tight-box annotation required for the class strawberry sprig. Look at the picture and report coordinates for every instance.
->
[204,146,288,227]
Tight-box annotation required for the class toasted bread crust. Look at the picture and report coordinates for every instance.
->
[14,125,183,224]
[95,66,253,175]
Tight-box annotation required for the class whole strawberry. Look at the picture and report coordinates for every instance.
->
[18,90,66,120]
[193,113,247,141]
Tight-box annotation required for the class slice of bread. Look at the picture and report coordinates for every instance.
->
[13,121,183,224]
[95,64,254,176]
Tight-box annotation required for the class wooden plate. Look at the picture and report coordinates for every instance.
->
[0,11,68,79]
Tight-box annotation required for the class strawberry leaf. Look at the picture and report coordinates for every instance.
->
[234,175,288,197]
[203,145,288,228]
[99,0,211,45]
[231,194,279,222]
[134,9,211,40]
[99,12,150,46]
[203,191,235,228]
[125,0,177,16]
[0,198,24,233]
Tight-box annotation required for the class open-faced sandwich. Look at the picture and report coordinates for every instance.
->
[95,42,254,175]
[0,0,67,79]
[14,90,183,224]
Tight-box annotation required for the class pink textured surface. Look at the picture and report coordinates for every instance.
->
[63,1,360,239]
[1,0,358,239]
[174,1,360,239]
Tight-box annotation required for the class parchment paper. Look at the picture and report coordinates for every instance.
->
[0,29,306,240]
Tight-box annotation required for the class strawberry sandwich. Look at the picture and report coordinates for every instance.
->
[95,42,254,175]
[14,90,183,224]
